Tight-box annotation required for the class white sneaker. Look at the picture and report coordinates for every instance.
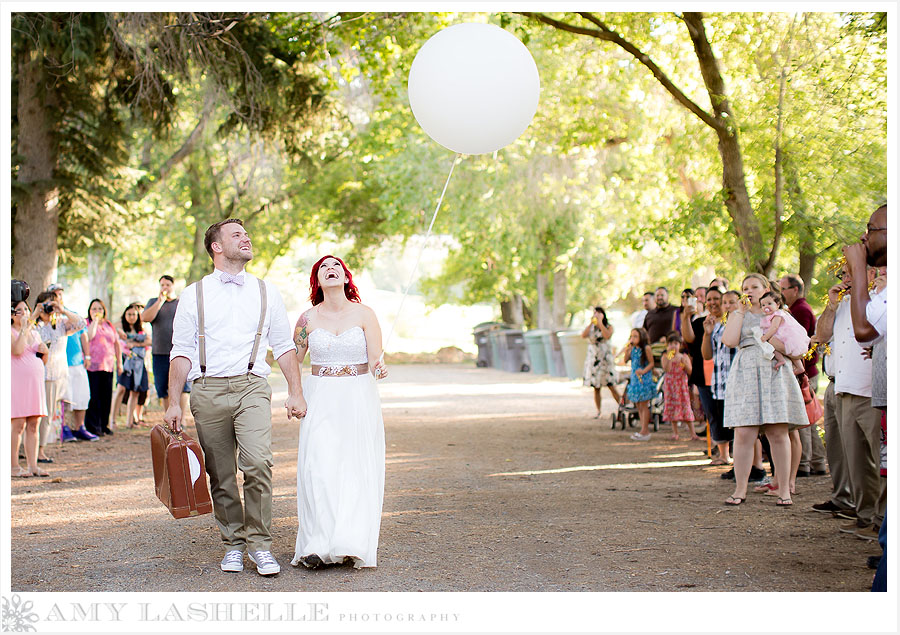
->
[630,432,651,441]
[248,550,281,576]
[220,550,244,572]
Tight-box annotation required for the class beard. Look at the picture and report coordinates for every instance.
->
[866,243,886,267]
[225,245,253,262]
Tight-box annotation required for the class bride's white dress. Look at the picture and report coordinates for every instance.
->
[291,326,385,568]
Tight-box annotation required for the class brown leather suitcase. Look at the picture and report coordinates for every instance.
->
[150,423,213,519]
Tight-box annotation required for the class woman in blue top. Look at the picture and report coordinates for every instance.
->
[621,327,656,441]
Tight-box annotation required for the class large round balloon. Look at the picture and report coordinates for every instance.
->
[408,23,540,155]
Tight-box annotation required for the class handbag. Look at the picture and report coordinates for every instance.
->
[799,373,824,427]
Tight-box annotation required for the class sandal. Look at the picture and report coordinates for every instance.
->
[754,482,777,493]
[11,467,31,478]
[31,468,50,477]
[709,458,729,466]
[776,497,793,506]
[724,495,745,506]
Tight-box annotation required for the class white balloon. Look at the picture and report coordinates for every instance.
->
[408,23,540,155]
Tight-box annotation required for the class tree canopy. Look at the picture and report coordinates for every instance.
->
[10,11,887,326]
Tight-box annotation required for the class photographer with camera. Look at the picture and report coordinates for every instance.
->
[11,283,50,477]
[32,290,86,462]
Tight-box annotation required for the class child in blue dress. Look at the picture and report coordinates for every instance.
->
[621,327,656,441]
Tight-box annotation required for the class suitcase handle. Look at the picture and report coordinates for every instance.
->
[161,421,185,442]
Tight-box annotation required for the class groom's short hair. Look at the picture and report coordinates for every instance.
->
[204,218,244,259]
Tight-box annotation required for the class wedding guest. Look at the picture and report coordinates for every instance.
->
[631,292,655,329]
[722,274,807,506]
[843,203,888,591]
[142,275,191,412]
[113,303,152,429]
[11,300,49,477]
[85,299,121,436]
[778,274,826,476]
[32,290,85,462]
[582,306,620,416]
[50,284,97,442]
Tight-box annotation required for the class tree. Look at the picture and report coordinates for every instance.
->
[11,12,328,299]
[517,11,886,280]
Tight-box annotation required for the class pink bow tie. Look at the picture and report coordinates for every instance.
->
[221,272,245,285]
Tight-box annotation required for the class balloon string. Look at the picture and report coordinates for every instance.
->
[381,153,463,361]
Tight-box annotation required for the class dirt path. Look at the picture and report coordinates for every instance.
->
[10,364,880,593]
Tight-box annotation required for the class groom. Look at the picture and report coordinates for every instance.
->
[164,218,306,576]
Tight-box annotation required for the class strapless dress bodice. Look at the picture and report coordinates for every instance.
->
[308,326,369,366]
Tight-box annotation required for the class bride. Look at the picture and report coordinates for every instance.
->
[291,255,388,569]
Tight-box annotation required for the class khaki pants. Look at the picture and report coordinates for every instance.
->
[836,391,885,526]
[823,381,853,510]
[190,374,274,553]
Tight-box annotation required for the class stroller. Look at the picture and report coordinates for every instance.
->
[611,371,665,432]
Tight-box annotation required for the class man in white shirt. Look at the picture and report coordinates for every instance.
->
[843,203,887,591]
[819,261,884,541]
[165,218,306,577]
[630,292,655,329]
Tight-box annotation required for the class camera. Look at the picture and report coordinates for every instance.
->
[12,279,30,304]
[42,302,55,314]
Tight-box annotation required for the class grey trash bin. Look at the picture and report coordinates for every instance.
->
[523,330,549,374]
[473,323,497,367]
[501,329,530,372]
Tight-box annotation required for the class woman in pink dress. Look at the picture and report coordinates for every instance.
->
[85,298,122,436]
[11,300,50,477]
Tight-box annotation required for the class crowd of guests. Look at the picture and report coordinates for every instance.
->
[11,275,189,478]
[582,204,887,590]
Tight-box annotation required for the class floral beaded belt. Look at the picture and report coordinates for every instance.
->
[311,363,369,377]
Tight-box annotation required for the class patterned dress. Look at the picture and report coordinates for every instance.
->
[626,347,656,403]
[582,324,616,388]
[662,357,694,422]
[723,311,807,429]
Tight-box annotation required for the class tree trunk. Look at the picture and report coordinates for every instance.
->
[186,161,213,283]
[500,293,525,328]
[12,47,59,296]
[88,247,116,313]
[536,270,552,330]
[798,243,817,299]
[785,153,816,295]
[552,266,567,329]
[681,13,767,274]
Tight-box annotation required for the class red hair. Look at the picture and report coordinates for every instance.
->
[309,255,361,306]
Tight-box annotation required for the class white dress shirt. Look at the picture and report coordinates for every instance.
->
[169,269,295,380]
[630,309,648,329]
[865,285,888,341]
[832,297,872,397]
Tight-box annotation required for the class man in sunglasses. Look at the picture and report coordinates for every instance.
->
[843,203,888,592]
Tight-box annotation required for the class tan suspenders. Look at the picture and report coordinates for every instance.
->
[196,276,267,381]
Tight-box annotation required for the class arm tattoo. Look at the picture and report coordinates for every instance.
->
[294,312,310,351]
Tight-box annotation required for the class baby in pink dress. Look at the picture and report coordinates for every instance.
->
[757,290,810,374]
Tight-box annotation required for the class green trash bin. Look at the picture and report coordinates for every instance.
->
[541,331,567,377]
[523,330,549,374]
[557,330,589,380]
